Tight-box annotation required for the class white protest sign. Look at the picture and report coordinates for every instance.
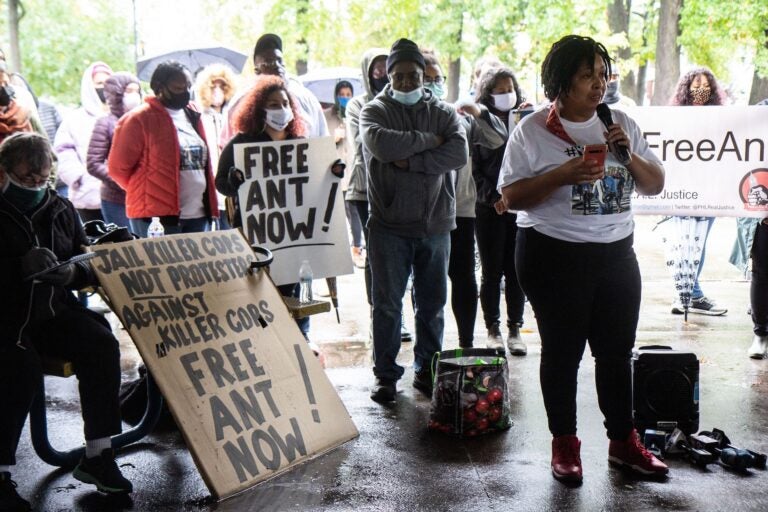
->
[90,230,358,499]
[624,105,768,217]
[235,137,354,285]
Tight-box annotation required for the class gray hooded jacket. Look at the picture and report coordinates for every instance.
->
[345,48,388,202]
[360,85,467,237]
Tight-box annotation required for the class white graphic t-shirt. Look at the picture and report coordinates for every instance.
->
[497,105,662,243]
[168,108,208,219]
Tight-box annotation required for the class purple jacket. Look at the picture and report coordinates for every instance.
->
[86,73,139,204]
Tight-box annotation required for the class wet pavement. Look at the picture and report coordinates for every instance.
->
[11,216,768,511]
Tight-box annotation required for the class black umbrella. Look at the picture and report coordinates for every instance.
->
[136,47,247,81]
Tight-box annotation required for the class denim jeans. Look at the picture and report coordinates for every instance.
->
[349,200,371,304]
[368,226,449,382]
[751,221,768,335]
[129,217,210,238]
[101,200,129,228]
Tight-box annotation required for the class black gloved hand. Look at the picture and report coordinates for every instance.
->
[20,247,58,278]
[227,167,245,190]
[330,159,345,178]
[36,263,76,287]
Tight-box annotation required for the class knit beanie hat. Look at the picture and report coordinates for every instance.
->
[385,38,425,73]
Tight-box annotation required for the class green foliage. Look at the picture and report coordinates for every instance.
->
[680,0,768,80]
[1,0,134,105]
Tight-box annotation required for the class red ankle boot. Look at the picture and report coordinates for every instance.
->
[608,429,669,476]
[551,435,583,483]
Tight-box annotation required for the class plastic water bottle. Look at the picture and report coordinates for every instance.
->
[299,260,313,304]
[147,217,164,238]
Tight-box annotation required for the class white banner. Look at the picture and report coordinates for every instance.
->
[235,137,354,285]
[624,105,768,217]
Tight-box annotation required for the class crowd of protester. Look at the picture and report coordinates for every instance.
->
[2,29,767,509]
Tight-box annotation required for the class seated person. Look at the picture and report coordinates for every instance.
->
[0,133,132,511]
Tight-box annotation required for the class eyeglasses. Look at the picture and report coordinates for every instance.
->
[9,170,50,187]
[424,76,446,85]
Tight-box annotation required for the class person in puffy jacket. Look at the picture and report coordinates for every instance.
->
[108,61,217,237]
[86,72,141,228]
[54,61,113,222]
[0,134,133,510]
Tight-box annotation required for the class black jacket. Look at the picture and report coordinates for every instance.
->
[0,190,94,348]
[472,110,511,207]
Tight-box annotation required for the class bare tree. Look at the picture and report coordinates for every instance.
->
[652,0,682,105]
[7,0,23,72]
[607,0,635,102]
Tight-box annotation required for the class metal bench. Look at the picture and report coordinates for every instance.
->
[30,356,163,469]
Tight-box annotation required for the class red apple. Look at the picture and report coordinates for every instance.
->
[463,409,477,423]
[488,406,502,422]
[475,398,490,414]
[476,417,489,430]
[487,388,503,404]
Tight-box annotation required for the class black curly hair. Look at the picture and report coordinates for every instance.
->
[149,60,190,95]
[541,35,612,102]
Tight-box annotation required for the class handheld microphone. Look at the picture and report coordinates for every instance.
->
[596,103,631,164]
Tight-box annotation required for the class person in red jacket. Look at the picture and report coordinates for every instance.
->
[108,61,217,237]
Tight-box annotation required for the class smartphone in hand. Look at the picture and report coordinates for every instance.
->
[583,144,608,166]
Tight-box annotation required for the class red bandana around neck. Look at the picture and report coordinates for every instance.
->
[545,101,576,146]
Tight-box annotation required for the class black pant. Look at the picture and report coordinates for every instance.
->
[449,217,478,346]
[0,307,122,464]
[516,227,638,439]
[752,221,768,335]
[475,204,525,329]
[350,200,372,305]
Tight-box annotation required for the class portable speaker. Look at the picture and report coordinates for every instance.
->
[632,345,699,435]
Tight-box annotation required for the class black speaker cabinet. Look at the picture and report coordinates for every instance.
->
[632,345,699,435]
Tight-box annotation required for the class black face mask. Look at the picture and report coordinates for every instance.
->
[0,84,15,107]
[95,87,106,103]
[163,89,190,110]
[370,77,389,95]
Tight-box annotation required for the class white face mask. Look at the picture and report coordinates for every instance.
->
[491,91,517,112]
[122,92,141,111]
[391,87,423,106]
[211,88,225,107]
[264,106,294,131]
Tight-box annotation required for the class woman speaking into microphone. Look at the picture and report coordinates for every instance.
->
[498,35,667,484]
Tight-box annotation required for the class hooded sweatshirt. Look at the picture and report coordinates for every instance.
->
[360,85,467,237]
[344,48,388,203]
[86,72,140,205]
[54,61,111,210]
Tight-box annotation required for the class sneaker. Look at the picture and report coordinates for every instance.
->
[671,301,685,315]
[689,297,727,316]
[551,435,583,483]
[413,370,433,396]
[507,325,527,356]
[72,448,133,494]
[401,319,413,342]
[370,378,396,403]
[486,323,504,350]
[608,429,669,476]
[0,472,31,512]
[748,335,768,359]
[351,246,366,269]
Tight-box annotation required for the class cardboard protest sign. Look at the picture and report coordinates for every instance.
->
[625,105,768,217]
[90,230,358,499]
[235,137,354,285]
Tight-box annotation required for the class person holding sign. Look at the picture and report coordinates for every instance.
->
[215,75,343,355]
[360,39,468,403]
[498,35,667,483]
[0,133,132,510]
[108,61,218,238]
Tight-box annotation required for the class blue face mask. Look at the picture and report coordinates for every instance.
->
[391,87,423,106]
[425,82,445,99]
[337,96,350,108]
